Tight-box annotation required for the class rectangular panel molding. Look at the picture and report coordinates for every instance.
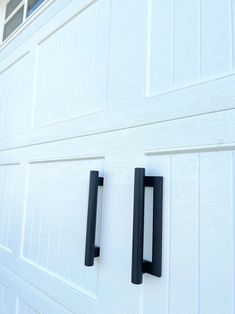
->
[0,163,21,254]
[0,53,32,137]
[21,157,104,297]
[33,0,110,127]
[143,150,234,313]
[146,0,233,96]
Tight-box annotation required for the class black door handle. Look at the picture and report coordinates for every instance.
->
[131,168,163,284]
[85,171,103,266]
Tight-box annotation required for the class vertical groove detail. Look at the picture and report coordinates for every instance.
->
[171,0,175,89]
[197,154,201,314]
[198,0,201,79]
[167,156,172,314]
[232,152,235,314]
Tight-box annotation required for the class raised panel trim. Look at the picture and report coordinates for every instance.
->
[18,156,105,303]
[145,143,235,156]
[145,0,234,98]
[32,0,110,128]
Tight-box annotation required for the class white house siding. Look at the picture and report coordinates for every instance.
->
[0,0,234,313]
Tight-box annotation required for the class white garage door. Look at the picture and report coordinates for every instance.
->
[0,0,235,313]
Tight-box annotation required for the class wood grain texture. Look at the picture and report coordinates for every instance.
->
[147,0,233,95]
[33,0,110,127]
[0,0,234,313]
[144,151,234,314]
[0,53,32,137]
[200,0,232,78]
[0,163,21,254]
[0,0,234,150]
[22,158,104,297]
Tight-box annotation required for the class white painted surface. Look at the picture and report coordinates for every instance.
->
[0,0,234,313]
